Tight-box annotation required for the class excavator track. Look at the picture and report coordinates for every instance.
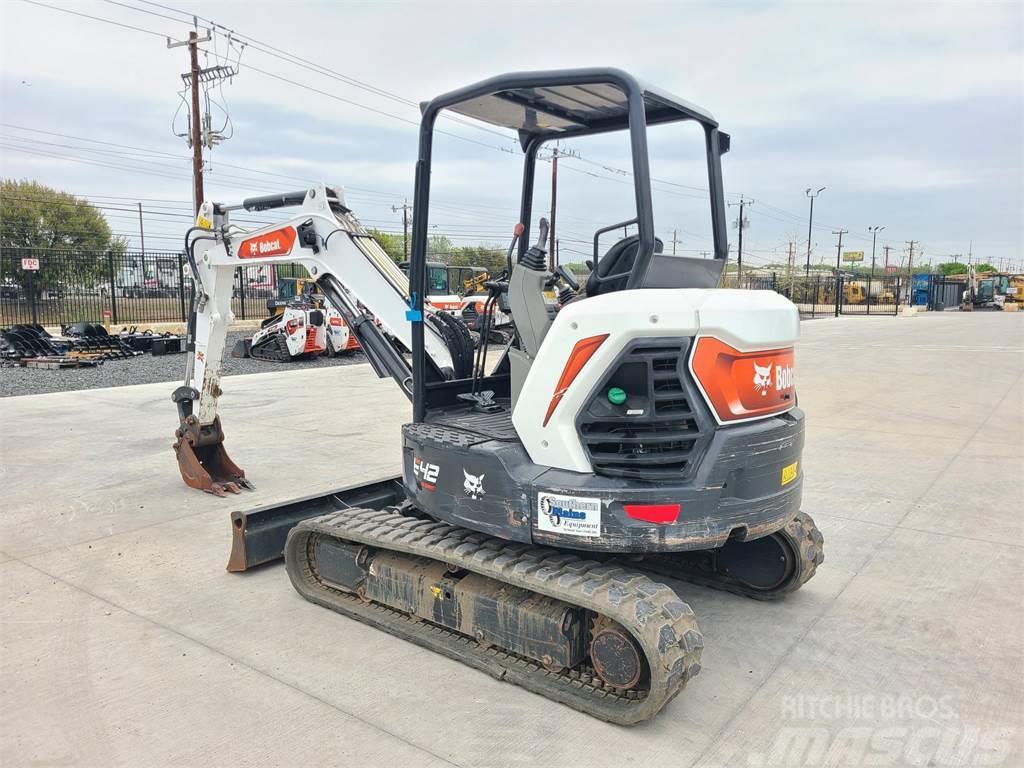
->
[285,506,704,724]
[639,511,825,601]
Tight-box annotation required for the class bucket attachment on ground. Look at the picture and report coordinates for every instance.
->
[172,386,253,497]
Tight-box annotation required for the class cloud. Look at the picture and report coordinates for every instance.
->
[0,0,1021,262]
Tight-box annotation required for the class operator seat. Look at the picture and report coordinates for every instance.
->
[586,236,664,296]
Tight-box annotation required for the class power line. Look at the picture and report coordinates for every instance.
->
[17,0,185,39]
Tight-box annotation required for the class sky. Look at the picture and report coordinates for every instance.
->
[1,0,1022,272]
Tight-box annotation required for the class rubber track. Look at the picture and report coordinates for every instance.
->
[285,507,704,725]
[249,333,292,362]
[641,511,825,601]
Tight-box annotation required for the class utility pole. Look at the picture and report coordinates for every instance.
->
[729,196,752,283]
[672,229,680,256]
[833,229,848,274]
[883,245,893,270]
[137,202,146,255]
[868,225,885,277]
[544,143,578,271]
[805,187,826,281]
[787,241,796,295]
[392,200,413,260]
[833,229,847,316]
[168,28,212,214]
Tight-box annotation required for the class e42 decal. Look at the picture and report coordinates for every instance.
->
[413,457,440,490]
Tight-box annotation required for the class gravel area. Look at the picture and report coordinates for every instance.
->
[0,331,367,397]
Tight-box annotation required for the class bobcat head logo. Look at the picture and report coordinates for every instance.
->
[463,470,485,499]
[753,362,773,396]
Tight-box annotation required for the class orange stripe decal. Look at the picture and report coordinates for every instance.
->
[542,334,609,427]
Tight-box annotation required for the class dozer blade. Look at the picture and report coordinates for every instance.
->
[173,432,254,497]
[226,477,403,572]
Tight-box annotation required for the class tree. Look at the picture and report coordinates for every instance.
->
[1,179,125,291]
[426,234,454,261]
[447,244,507,274]
[938,261,996,275]
[367,228,405,263]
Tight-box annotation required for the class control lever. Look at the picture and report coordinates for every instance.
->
[534,218,549,252]
[556,265,579,291]
[519,217,550,271]
[505,223,524,276]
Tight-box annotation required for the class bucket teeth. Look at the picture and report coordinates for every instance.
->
[173,431,252,497]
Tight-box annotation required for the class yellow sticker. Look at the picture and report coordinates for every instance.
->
[781,461,799,486]
[196,215,213,230]
[430,585,443,599]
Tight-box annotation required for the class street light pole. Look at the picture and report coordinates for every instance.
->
[868,225,885,277]
[805,186,825,281]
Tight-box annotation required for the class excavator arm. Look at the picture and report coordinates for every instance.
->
[173,183,464,495]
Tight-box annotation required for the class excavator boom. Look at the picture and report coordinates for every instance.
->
[174,184,468,495]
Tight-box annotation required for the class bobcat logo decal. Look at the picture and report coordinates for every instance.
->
[753,362,773,396]
[463,470,485,500]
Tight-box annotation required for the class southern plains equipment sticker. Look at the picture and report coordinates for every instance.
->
[537,493,602,537]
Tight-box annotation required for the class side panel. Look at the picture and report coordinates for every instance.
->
[511,289,800,473]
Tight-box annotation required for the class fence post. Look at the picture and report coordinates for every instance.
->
[237,267,246,320]
[834,275,841,318]
[106,250,118,325]
[812,275,818,316]
[28,268,37,325]
[772,272,777,292]
[895,276,901,316]
[178,252,187,322]
[866,274,872,316]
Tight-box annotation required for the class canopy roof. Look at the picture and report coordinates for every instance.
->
[431,69,717,144]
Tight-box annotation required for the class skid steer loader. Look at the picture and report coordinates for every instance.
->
[171,68,823,724]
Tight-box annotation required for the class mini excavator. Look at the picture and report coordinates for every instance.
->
[171,69,823,724]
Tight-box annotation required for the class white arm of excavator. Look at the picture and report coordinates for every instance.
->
[172,184,453,495]
[186,184,454,423]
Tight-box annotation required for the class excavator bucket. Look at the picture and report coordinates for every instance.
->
[173,415,254,497]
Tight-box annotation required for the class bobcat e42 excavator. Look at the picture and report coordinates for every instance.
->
[171,69,824,724]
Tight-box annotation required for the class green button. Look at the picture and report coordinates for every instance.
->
[607,387,627,405]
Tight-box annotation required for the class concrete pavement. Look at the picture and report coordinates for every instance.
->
[1,312,1021,767]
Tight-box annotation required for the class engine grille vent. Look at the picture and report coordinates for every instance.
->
[578,343,705,481]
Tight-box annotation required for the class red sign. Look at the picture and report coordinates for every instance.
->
[21,258,40,271]
[238,226,297,259]
[885,265,898,273]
